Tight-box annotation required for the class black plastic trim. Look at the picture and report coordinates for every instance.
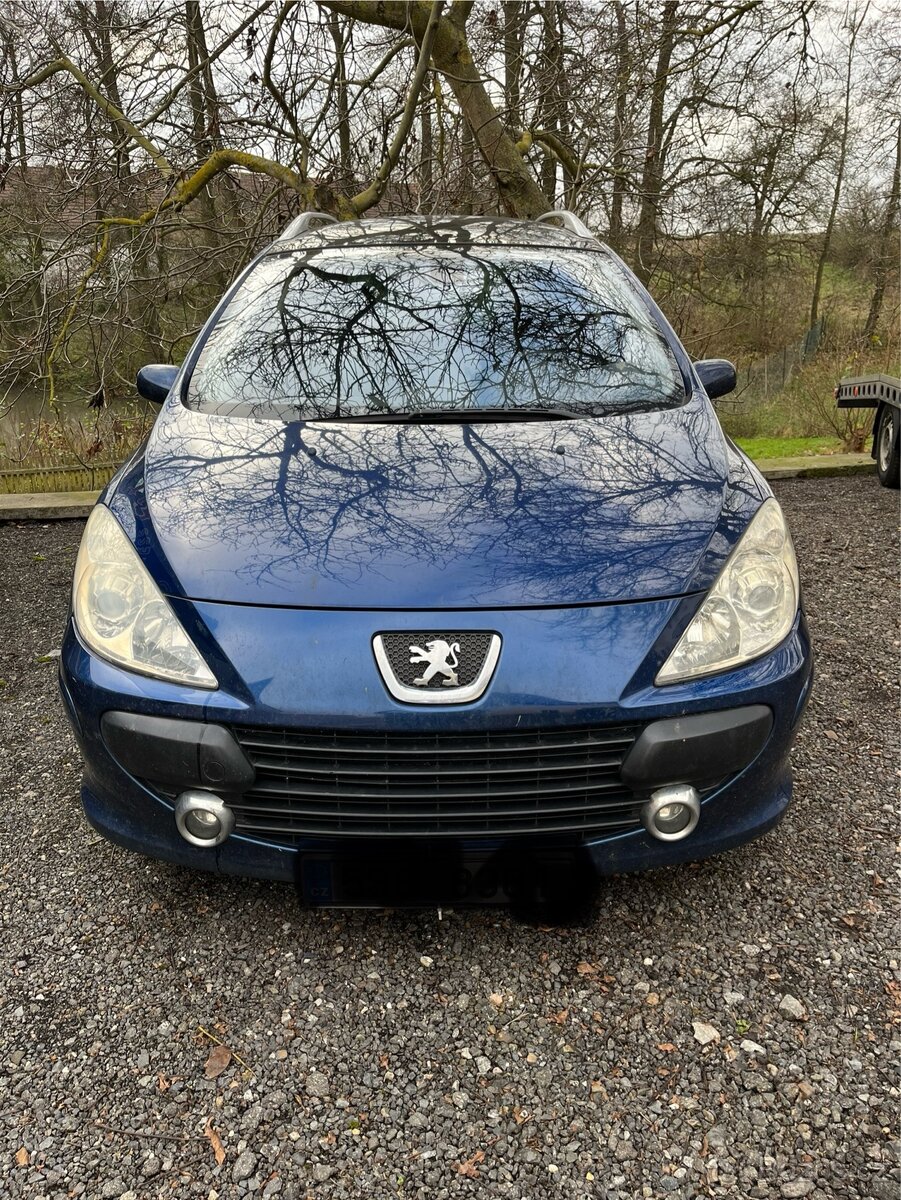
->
[101,712,255,791]
[620,705,773,789]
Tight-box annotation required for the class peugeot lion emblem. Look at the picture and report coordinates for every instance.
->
[409,639,460,687]
[372,632,502,705]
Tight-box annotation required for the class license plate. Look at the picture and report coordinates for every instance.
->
[295,842,594,909]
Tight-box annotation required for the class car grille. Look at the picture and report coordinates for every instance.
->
[229,723,645,841]
[378,631,494,690]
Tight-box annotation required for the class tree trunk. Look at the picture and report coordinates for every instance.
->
[76,1,132,178]
[810,6,865,327]
[460,118,474,214]
[419,77,434,210]
[608,1,629,251]
[8,38,28,165]
[321,2,549,218]
[327,13,353,192]
[635,0,678,283]
[436,29,547,215]
[554,4,577,208]
[537,1,560,203]
[863,120,901,342]
[503,1,524,133]
[184,3,224,286]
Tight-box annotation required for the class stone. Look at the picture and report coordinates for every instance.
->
[232,1150,258,1182]
[778,995,808,1021]
[692,1021,721,1046]
[780,1181,814,1198]
[741,1040,767,1057]
[305,1071,329,1097]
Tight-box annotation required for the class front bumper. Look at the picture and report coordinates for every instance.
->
[59,596,812,895]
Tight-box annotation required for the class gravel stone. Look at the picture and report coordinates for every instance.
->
[692,1021,720,1045]
[232,1150,258,1182]
[741,1040,767,1057]
[781,1182,815,1197]
[305,1071,330,1097]
[778,994,809,1021]
[0,476,897,1200]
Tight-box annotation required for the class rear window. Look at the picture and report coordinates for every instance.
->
[185,245,684,420]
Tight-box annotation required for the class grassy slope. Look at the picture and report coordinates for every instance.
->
[734,435,847,459]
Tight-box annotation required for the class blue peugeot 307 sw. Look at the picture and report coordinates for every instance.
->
[60,211,812,907]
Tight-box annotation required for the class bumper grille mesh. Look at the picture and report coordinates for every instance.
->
[230,723,644,841]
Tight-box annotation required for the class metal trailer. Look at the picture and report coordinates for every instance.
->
[835,373,901,488]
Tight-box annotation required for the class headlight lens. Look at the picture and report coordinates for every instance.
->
[73,505,217,688]
[656,498,799,684]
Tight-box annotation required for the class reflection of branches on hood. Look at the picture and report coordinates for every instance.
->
[143,393,747,601]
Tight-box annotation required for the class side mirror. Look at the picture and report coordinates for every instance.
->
[136,363,179,404]
[693,359,737,400]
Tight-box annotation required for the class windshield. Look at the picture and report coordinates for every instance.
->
[185,245,684,421]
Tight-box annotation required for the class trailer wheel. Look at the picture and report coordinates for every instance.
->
[876,405,901,488]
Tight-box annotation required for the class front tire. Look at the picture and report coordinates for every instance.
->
[876,406,900,488]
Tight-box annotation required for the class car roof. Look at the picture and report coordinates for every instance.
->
[265,213,610,257]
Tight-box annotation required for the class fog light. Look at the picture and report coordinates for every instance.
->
[175,791,234,847]
[641,785,700,842]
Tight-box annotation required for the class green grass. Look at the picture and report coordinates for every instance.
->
[735,435,848,459]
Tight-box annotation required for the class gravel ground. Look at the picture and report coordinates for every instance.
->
[0,475,898,1200]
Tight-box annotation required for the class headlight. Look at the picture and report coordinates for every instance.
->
[73,505,217,688]
[656,498,799,684]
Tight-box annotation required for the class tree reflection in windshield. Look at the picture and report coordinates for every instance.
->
[186,245,684,422]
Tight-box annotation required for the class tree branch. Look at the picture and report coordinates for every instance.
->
[349,1,444,215]
[144,0,277,124]
[516,128,597,179]
[18,57,173,175]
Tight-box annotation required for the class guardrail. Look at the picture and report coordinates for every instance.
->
[0,462,123,494]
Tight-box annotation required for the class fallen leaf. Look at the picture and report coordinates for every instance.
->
[14,1147,29,1167]
[824,729,839,740]
[656,1042,677,1052]
[456,1149,485,1178]
[576,962,596,976]
[204,1118,226,1166]
[204,1044,232,1079]
[489,993,504,1009]
[547,1008,569,1025]
[378,1053,389,1070]
[157,1073,171,1092]
[512,1105,530,1124]
[839,912,866,928]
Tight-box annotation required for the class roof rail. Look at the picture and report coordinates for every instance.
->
[534,210,595,240]
[277,211,340,241]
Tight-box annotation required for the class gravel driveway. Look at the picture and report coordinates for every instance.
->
[0,475,897,1200]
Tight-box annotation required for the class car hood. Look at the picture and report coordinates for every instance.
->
[130,395,758,609]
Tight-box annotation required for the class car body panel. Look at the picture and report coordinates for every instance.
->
[106,391,767,611]
[60,603,810,889]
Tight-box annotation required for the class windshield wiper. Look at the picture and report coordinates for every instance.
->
[308,406,583,424]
